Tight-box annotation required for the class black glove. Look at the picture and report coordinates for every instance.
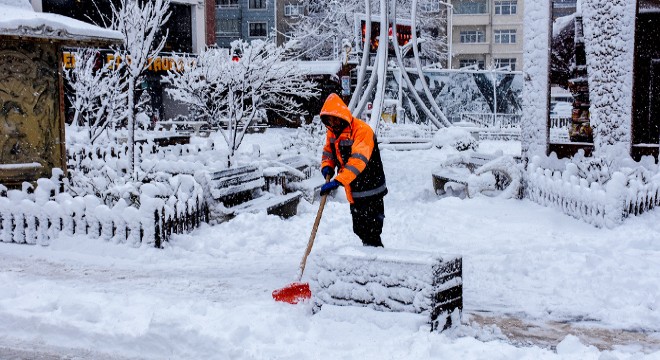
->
[321,166,335,179]
[320,180,341,196]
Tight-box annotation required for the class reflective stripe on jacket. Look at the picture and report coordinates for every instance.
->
[320,94,387,203]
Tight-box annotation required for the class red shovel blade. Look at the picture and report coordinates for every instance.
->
[272,282,311,304]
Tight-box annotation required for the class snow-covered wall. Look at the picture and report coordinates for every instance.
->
[521,0,551,160]
[582,0,636,156]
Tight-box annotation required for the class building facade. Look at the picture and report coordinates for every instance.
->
[275,0,304,46]
[31,0,217,122]
[450,0,524,71]
[215,0,276,48]
[31,0,215,53]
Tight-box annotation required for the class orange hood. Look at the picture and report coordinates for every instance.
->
[319,93,354,128]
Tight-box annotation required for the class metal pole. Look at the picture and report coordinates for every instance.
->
[438,1,453,69]
[493,69,497,126]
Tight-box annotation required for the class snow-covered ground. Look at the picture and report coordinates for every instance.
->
[0,129,659,359]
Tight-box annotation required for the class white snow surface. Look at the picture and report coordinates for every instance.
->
[0,129,659,359]
[0,0,122,41]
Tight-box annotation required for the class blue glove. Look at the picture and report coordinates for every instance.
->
[320,180,341,196]
[321,166,335,179]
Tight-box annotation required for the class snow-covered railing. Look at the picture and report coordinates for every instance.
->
[550,116,572,129]
[549,117,572,143]
[525,157,660,228]
[67,141,214,175]
[459,113,521,128]
[0,171,208,247]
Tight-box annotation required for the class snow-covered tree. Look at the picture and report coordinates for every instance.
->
[63,49,127,144]
[110,0,171,175]
[164,40,319,167]
[288,0,448,63]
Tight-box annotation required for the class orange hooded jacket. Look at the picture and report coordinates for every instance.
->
[320,94,387,203]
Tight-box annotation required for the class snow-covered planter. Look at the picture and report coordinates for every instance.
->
[525,155,660,228]
[432,127,477,151]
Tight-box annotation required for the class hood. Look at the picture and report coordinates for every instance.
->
[319,93,353,128]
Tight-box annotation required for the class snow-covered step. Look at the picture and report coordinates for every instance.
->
[310,246,462,331]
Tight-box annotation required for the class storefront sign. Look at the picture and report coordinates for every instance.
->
[62,51,193,73]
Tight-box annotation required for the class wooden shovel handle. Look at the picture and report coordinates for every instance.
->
[297,175,331,281]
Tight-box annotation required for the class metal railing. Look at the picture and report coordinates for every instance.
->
[459,113,521,128]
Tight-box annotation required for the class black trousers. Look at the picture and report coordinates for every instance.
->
[350,197,385,247]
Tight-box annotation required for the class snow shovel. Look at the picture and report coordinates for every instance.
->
[272,175,331,304]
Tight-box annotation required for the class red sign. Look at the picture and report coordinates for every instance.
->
[361,20,416,55]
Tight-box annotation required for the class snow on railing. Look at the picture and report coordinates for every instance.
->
[67,141,214,175]
[459,113,521,128]
[525,157,660,228]
[0,170,208,247]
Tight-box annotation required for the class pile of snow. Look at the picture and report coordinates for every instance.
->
[433,127,477,151]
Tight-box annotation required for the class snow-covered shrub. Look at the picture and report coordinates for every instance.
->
[281,116,325,156]
[63,49,127,144]
[433,127,477,151]
[468,155,522,199]
[164,40,319,166]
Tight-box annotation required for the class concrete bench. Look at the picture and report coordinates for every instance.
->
[311,246,463,331]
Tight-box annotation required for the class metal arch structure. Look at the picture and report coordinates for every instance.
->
[347,0,453,135]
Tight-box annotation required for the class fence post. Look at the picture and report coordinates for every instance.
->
[154,210,161,248]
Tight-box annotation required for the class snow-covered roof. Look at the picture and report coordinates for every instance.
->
[0,0,122,43]
[291,61,342,76]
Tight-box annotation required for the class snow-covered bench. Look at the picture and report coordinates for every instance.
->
[209,164,301,220]
[311,246,463,331]
[266,155,323,202]
[432,152,521,197]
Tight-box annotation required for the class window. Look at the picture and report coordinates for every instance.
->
[216,19,240,34]
[494,58,517,70]
[454,0,487,14]
[284,4,303,16]
[216,0,239,7]
[460,30,485,43]
[494,29,517,44]
[249,22,267,37]
[249,0,266,9]
[494,0,517,15]
[459,59,485,69]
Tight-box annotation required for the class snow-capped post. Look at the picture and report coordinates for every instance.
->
[164,40,319,167]
[521,0,551,162]
[64,49,127,145]
[581,0,636,159]
[110,0,171,178]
